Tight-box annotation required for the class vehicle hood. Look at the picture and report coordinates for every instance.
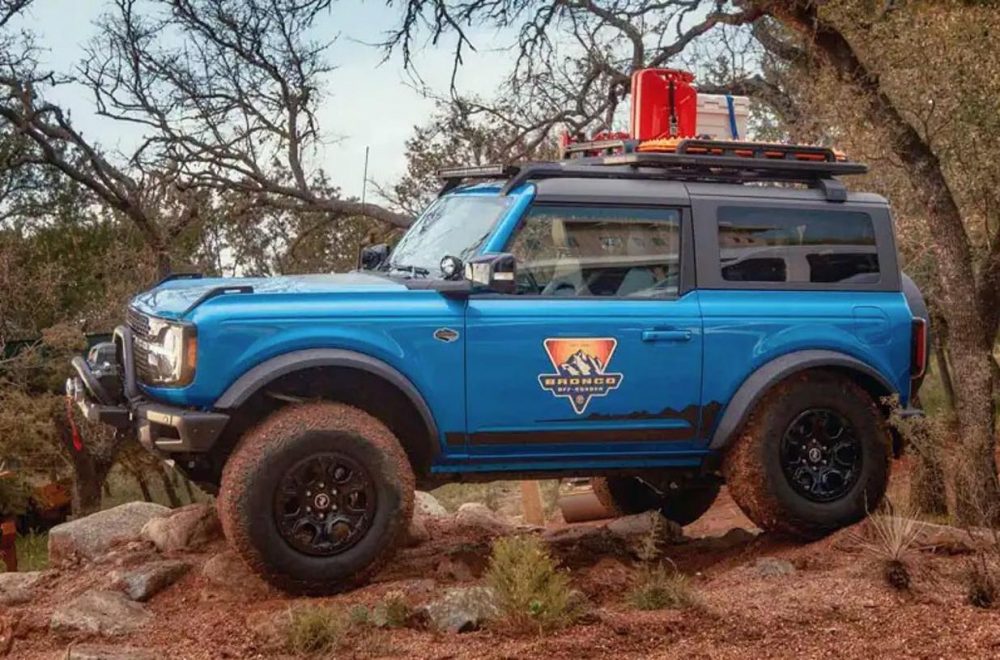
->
[131,272,407,320]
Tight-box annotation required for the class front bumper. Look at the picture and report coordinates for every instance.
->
[67,326,228,454]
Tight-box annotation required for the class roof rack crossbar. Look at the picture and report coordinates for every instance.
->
[438,151,867,200]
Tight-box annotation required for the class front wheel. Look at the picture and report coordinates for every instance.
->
[722,371,890,539]
[218,402,415,595]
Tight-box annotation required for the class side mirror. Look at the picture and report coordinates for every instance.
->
[465,253,517,295]
[358,243,390,270]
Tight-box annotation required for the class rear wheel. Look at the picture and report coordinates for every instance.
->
[218,402,414,595]
[722,371,890,538]
[591,475,720,526]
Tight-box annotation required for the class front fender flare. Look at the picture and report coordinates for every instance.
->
[708,349,896,450]
[214,347,440,449]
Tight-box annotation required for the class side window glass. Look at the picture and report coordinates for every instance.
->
[717,206,879,284]
[507,206,681,297]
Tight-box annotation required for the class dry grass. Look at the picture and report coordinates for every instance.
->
[627,562,699,611]
[283,605,347,655]
[485,535,581,633]
[856,501,924,590]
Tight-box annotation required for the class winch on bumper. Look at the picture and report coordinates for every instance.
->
[66,325,229,454]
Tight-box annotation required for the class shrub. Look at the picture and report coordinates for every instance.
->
[966,555,998,609]
[627,562,699,611]
[284,605,346,655]
[375,590,412,628]
[485,535,579,632]
[856,500,923,590]
[347,604,372,626]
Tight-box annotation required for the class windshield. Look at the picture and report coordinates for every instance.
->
[385,194,513,277]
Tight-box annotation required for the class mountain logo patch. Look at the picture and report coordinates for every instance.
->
[538,337,624,414]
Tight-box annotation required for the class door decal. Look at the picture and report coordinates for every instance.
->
[537,337,624,414]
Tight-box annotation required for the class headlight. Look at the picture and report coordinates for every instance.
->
[135,319,197,386]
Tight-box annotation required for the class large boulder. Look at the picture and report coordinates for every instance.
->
[140,503,222,553]
[420,586,500,633]
[49,502,170,567]
[50,590,152,636]
[0,570,46,606]
[110,559,191,602]
[415,491,449,518]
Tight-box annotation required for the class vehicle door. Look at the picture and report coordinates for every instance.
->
[463,202,706,465]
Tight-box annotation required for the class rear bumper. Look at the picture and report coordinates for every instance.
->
[67,329,228,454]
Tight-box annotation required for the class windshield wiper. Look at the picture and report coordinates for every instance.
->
[385,263,431,278]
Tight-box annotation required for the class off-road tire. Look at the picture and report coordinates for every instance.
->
[722,371,890,539]
[591,476,721,526]
[218,401,415,595]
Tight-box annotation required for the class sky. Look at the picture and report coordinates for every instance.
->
[16,0,515,201]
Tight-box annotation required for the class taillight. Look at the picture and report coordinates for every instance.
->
[911,318,928,379]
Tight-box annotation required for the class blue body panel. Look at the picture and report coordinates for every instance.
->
[131,184,917,477]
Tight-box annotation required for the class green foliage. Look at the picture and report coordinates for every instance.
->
[284,605,347,655]
[0,470,30,516]
[485,535,579,632]
[12,530,49,572]
[627,563,699,611]
[347,604,372,626]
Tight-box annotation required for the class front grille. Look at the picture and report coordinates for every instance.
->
[127,307,151,338]
[127,308,155,383]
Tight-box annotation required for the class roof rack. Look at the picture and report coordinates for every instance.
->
[437,139,867,202]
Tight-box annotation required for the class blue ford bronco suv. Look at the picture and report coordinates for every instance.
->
[68,140,928,594]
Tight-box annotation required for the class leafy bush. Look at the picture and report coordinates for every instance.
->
[284,605,346,655]
[485,535,579,632]
[627,562,699,611]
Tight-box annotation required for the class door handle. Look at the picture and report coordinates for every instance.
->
[642,329,693,343]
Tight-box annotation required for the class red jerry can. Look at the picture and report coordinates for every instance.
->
[629,69,698,141]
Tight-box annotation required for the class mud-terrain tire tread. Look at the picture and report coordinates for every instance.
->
[722,371,890,539]
[591,476,721,526]
[218,401,415,595]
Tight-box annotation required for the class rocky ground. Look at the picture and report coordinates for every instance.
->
[2,478,1000,660]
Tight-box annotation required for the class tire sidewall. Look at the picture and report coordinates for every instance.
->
[756,378,889,532]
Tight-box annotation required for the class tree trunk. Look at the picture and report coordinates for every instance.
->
[158,464,182,508]
[767,0,1000,526]
[934,339,957,411]
[71,455,115,515]
[181,475,196,504]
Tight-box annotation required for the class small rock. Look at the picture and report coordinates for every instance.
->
[49,502,170,568]
[50,590,152,636]
[421,586,500,633]
[405,514,430,547]
[455,503,513,534]
[606,511,683,544]
[64,644,157,660]
[415,491,449,518]
[110,559,191,601]
[140,503,222,553]
[754,557,796,578]
[0,571,46,606]
[435,556,474,582]
[691,527,759,552]
[202,550,271,595]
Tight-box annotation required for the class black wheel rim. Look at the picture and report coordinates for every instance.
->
[779,409,861,503]
[273,452,377,556]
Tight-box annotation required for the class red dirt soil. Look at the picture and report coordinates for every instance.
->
[4,474,1000,659]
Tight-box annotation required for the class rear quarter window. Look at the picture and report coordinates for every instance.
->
[717,206,880,284]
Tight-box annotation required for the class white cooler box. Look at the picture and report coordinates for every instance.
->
[697,94,750,140]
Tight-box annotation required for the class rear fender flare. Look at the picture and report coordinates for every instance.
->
[708,349,895,450]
